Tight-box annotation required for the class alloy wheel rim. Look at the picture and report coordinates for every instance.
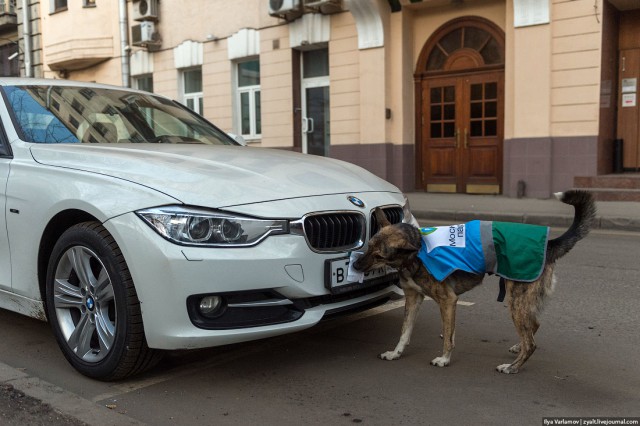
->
[53,246,117,363]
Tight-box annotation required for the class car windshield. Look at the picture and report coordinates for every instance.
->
[2,85,236,145]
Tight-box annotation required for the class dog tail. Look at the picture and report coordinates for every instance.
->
[546,190,596,263]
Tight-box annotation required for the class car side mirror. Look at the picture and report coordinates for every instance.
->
[227,133,247,146]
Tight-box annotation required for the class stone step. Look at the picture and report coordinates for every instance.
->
[574,175,640,190]
[575,188,640,202]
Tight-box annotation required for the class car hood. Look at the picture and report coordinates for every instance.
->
[29,144,400,208]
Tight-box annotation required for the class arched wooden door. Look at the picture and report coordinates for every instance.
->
[415,17,505,194]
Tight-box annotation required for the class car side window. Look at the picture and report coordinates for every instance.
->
[0,117,12,157]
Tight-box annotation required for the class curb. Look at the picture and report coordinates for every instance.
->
[412,210,640,232]
[0,362,144,426]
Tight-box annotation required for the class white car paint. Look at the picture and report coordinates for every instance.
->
[29,143,399,208]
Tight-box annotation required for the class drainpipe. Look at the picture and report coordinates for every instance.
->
[119,0,130,87]
[21,0,32,77]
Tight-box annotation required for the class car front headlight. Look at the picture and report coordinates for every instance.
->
[136,206,289,247]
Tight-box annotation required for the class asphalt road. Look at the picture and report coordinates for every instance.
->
[0,229,639,426]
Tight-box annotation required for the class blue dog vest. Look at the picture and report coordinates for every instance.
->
[416,221,550,283]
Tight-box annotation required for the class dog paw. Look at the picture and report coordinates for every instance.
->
[379,351,401,361]
[430,356,450,367]
[508,343,520,354]
[496,363,519,374]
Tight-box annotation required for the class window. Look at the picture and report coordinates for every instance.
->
[0,43,19,77]
[236,59,261,139]
[424,23,504,72]
[182,68,203,115]
[51,0,67,13]
[134,75,154,93]
[303,49,329,79]
[300,49,330,156]
[83,0,96,7]
[1,0,16,14]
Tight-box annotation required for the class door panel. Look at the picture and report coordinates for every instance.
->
[301,48,330,157]
[422,78,460,192]
[463,74,503,193]
[618,48,640,169]
[421,72,503,193]
[304,85,330,157]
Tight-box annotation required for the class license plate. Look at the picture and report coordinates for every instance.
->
[325,257,389,293]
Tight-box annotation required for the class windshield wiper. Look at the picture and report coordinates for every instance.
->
[147,135,204,144]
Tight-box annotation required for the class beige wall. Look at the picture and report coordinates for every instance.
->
[386,11,414,149]
[259,25,293,148]
[507,19,552,139]
[550,0,603,137]
[41,0,281,86]
[329,13,361,147]
[203,40,233,133]
[151,49,177,98]
[40,0,120,84]
[154,0,278,49]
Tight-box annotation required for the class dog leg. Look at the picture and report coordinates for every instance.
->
[508,320,538,354]
[379,289,423,361]
[430,295,457,367]
[497,300,538,374]
[508,343,520,354]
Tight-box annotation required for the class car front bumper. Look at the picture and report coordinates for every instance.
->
[105,211,403,350]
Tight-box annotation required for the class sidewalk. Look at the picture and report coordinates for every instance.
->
[405,192,640,232]
[0,361,143,425]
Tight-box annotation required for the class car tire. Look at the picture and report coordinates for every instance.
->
[45,221,162,380]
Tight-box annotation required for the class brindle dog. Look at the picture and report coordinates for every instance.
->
[353,190,596,374]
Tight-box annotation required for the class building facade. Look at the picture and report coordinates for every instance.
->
[0,0,19,76]
[6,0,640,198]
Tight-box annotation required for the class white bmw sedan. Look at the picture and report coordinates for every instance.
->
[0,78,408,380]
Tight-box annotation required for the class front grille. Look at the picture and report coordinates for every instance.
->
[303,212,364,252]
[370,206,404,237]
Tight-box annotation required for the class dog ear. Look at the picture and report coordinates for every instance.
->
[394,241,420,252]
[384,233,420,254]
[374,207,391,228]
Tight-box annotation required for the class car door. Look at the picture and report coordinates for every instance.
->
[0,122,11,292]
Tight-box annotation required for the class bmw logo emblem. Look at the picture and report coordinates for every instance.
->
[86,297,95,311]
[347,195,365,208]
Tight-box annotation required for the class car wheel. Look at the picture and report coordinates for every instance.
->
[46,222,162,380]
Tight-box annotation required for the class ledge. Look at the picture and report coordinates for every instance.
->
[45,36,114,71]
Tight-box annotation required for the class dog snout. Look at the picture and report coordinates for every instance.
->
[352,257,364,271]
[352,255,371,272]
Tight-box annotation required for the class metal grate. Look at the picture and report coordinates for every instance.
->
[303,212,364,252]
[369,206,404,237]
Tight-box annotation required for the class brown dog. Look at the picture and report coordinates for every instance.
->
[353,190,596,374]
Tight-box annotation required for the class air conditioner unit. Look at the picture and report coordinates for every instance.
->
[268,0,302,20]
[131,21,159,47]
[303,0,342,14]
[133,0,159,21]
